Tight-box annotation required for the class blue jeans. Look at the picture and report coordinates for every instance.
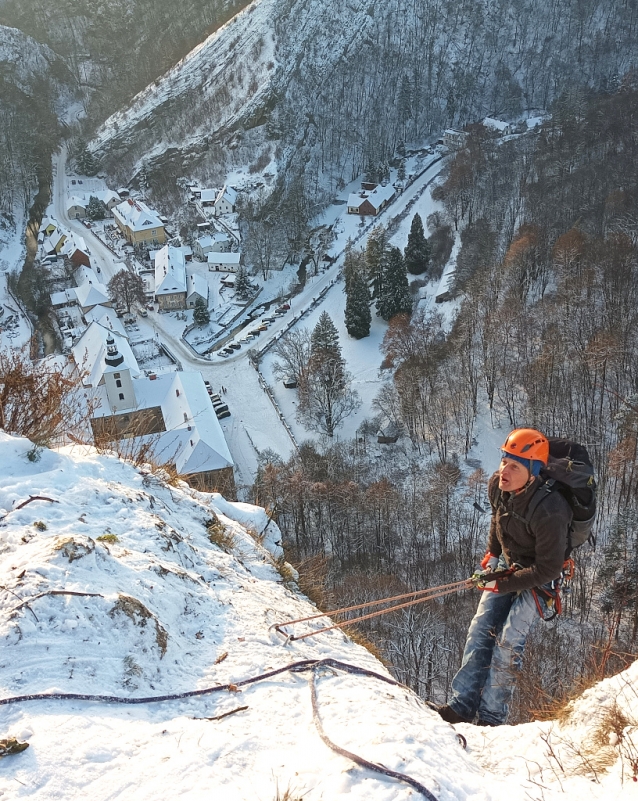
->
[448,587,544,725]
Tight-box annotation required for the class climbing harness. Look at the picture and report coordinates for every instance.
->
[531,558,575,622]
[0,658,443,801]
[272,578,471,643]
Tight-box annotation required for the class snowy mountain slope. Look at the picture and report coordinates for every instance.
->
[0,26,64,95]
[0,430,635,800]
[90,0,638,192]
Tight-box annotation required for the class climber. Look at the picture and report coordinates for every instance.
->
[436,428,572,726]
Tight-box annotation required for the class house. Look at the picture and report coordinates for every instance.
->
[220,273,236,288]
[199,189,218,206]
[207,251,241,272]
[347,183,395,216]
[443,129,469,150]
[154,245,187,310]
[86,337,235,496]
[63,235,91,267]
[213,185,237,217]
[193,233,231,261]
[377,420,401,444]
[92,189,122,212]
[482,117,512,136]
[113,199,166,246]
[67,197,87,220]
[186,273,209,308]
[75,280,110,314]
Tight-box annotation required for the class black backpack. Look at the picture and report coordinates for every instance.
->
[522,437,597,554]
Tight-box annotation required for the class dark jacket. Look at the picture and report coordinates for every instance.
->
[486,472,572,593]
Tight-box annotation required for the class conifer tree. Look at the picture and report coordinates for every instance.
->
[193,296,210,326]
[404,213,430,275]
[376,246,412,321]
[298,312,360,436]
[86,196,105,221]
[365,225,387,299]
[234,264,251,299]
[345,270,371,339]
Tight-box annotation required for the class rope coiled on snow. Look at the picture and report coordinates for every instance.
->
[0,658,440,800]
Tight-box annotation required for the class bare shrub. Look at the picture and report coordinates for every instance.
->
[0,347,89,446]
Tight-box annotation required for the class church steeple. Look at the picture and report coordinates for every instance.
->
[104,334,124,368]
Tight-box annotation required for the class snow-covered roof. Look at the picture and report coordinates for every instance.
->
[199,189,218,203]
[197,233,229,249]
[187,272,208,301]
[75,281,110,310]
[90,189,121,206]
[84,305,127,338]
[347,183,394,212]
[74,264,100,286]
[483,117,510,132]
[207,251,241,265]
[91,371,232,473]
[50,288,77,307]
[66,196,86,211]
[154,245,187,296]
[216,185,237,206]
[63,235,89,259]
[113,199,164,233]
[72,322,140,386]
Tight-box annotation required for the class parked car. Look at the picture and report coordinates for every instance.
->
[217,351,228,358]
[139,309,148,317]
[262,316,277,324]
[256,325,268,332]
[229,342,241,350]
[278,303,291,311]
[214,404,229,415]
[210,393,221,403]
[216,409,231,420]
[204,380,211,389]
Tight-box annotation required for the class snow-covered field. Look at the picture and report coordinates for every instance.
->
[1,432,637,800]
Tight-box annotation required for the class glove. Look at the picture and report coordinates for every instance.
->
[469,569,500,593]
[480,552,499,571]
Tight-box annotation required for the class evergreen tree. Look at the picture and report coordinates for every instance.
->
[234,264,251,299]
[298,312,360,437]
[376,246,412,321]
[86,196,105,221]
[404,213,430,275]
[193,296,210,326]
[345,270,372,339]
[76,140,99,176]
[311,311,341,360]
[365,225,387,299]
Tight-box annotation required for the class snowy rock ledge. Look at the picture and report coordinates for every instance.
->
[0,431,635,800]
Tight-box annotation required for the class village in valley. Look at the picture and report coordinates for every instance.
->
[13,128,468,497]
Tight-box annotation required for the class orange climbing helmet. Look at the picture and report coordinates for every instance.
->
[501,428,549,476]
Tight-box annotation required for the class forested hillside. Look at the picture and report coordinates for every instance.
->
[0,26,70,246]
[254,83,638,721]
[89,0,638,214]
[0,0,250,121]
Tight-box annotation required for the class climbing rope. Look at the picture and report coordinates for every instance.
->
[309,666,439,801]
[0,658,442,800]
[273,578,470,642]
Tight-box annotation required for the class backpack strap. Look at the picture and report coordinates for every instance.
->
[498,480,556,535]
